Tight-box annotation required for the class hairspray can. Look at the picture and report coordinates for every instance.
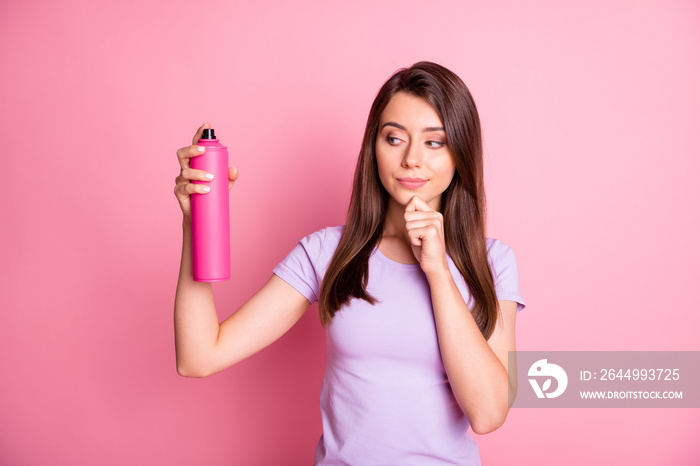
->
[190,128,230,282]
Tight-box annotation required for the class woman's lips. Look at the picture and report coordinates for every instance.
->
[397,177,427,189]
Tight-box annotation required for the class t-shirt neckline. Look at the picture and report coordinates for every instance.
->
[372,246,422,270]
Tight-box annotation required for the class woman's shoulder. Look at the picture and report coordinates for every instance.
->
[485,236,525,309]
[486,236,514,255]
[301,225,344,243]
[296,225,345,257]
[321,225,345,241]
[485,236,520,276]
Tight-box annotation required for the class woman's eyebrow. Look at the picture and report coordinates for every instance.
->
[381,122,445,132]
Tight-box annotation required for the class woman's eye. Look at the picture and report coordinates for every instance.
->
[426,140,445,148]
[387,136,402,145]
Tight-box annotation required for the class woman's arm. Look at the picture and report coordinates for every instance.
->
[173,123,310,378]
[426,272,517,435]
[404,195,518,434]
[174,218,310,378]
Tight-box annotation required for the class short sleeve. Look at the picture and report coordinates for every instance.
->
[272,228,328,304]
[488,239,526,313]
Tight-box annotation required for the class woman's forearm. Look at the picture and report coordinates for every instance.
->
[427,269,510,435]
[174,218,221,377]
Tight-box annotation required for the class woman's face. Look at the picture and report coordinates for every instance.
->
[375,92,456,211]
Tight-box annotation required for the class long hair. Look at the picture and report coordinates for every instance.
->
[318,61,500,340]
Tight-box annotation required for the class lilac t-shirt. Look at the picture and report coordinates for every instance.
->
[273,226,525,465]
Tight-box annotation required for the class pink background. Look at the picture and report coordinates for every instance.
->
[1,0,698,464]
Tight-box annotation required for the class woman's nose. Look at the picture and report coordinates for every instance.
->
[402,141,423,168]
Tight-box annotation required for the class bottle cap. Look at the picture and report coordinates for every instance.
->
[201,128,216,139]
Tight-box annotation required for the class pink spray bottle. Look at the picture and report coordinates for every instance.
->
[190,128,230,282]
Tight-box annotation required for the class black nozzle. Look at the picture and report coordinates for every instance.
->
[201,128,216,139]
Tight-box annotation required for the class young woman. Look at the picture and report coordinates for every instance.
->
[173,61,525,465]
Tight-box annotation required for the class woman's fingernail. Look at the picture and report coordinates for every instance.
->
[197,146,205,152]
[205,173,214,180]
[202,186,210,192]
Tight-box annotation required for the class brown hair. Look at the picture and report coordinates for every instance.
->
[319,61,499,339]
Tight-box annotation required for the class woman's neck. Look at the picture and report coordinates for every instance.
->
[378,197,417,264]
[382,198,407,237]
[381,195,442,239]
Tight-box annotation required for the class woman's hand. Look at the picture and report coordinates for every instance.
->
[174,122,239,218]
[404,195,449,276]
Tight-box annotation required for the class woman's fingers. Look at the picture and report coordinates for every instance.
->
[404,195,433,213]
[406,222,443,243]
[406,218,441,231]
[175,123,211,170]
[228,166,239,191]
[404,210,442,222]
[174,165,237,196]
[176,144,207,170]
[404,198,445,250]
[192,122,211,145]
[405,210,443,232]
[179,167,215,182]
[173,123,214,217]
[174,176,211,196]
